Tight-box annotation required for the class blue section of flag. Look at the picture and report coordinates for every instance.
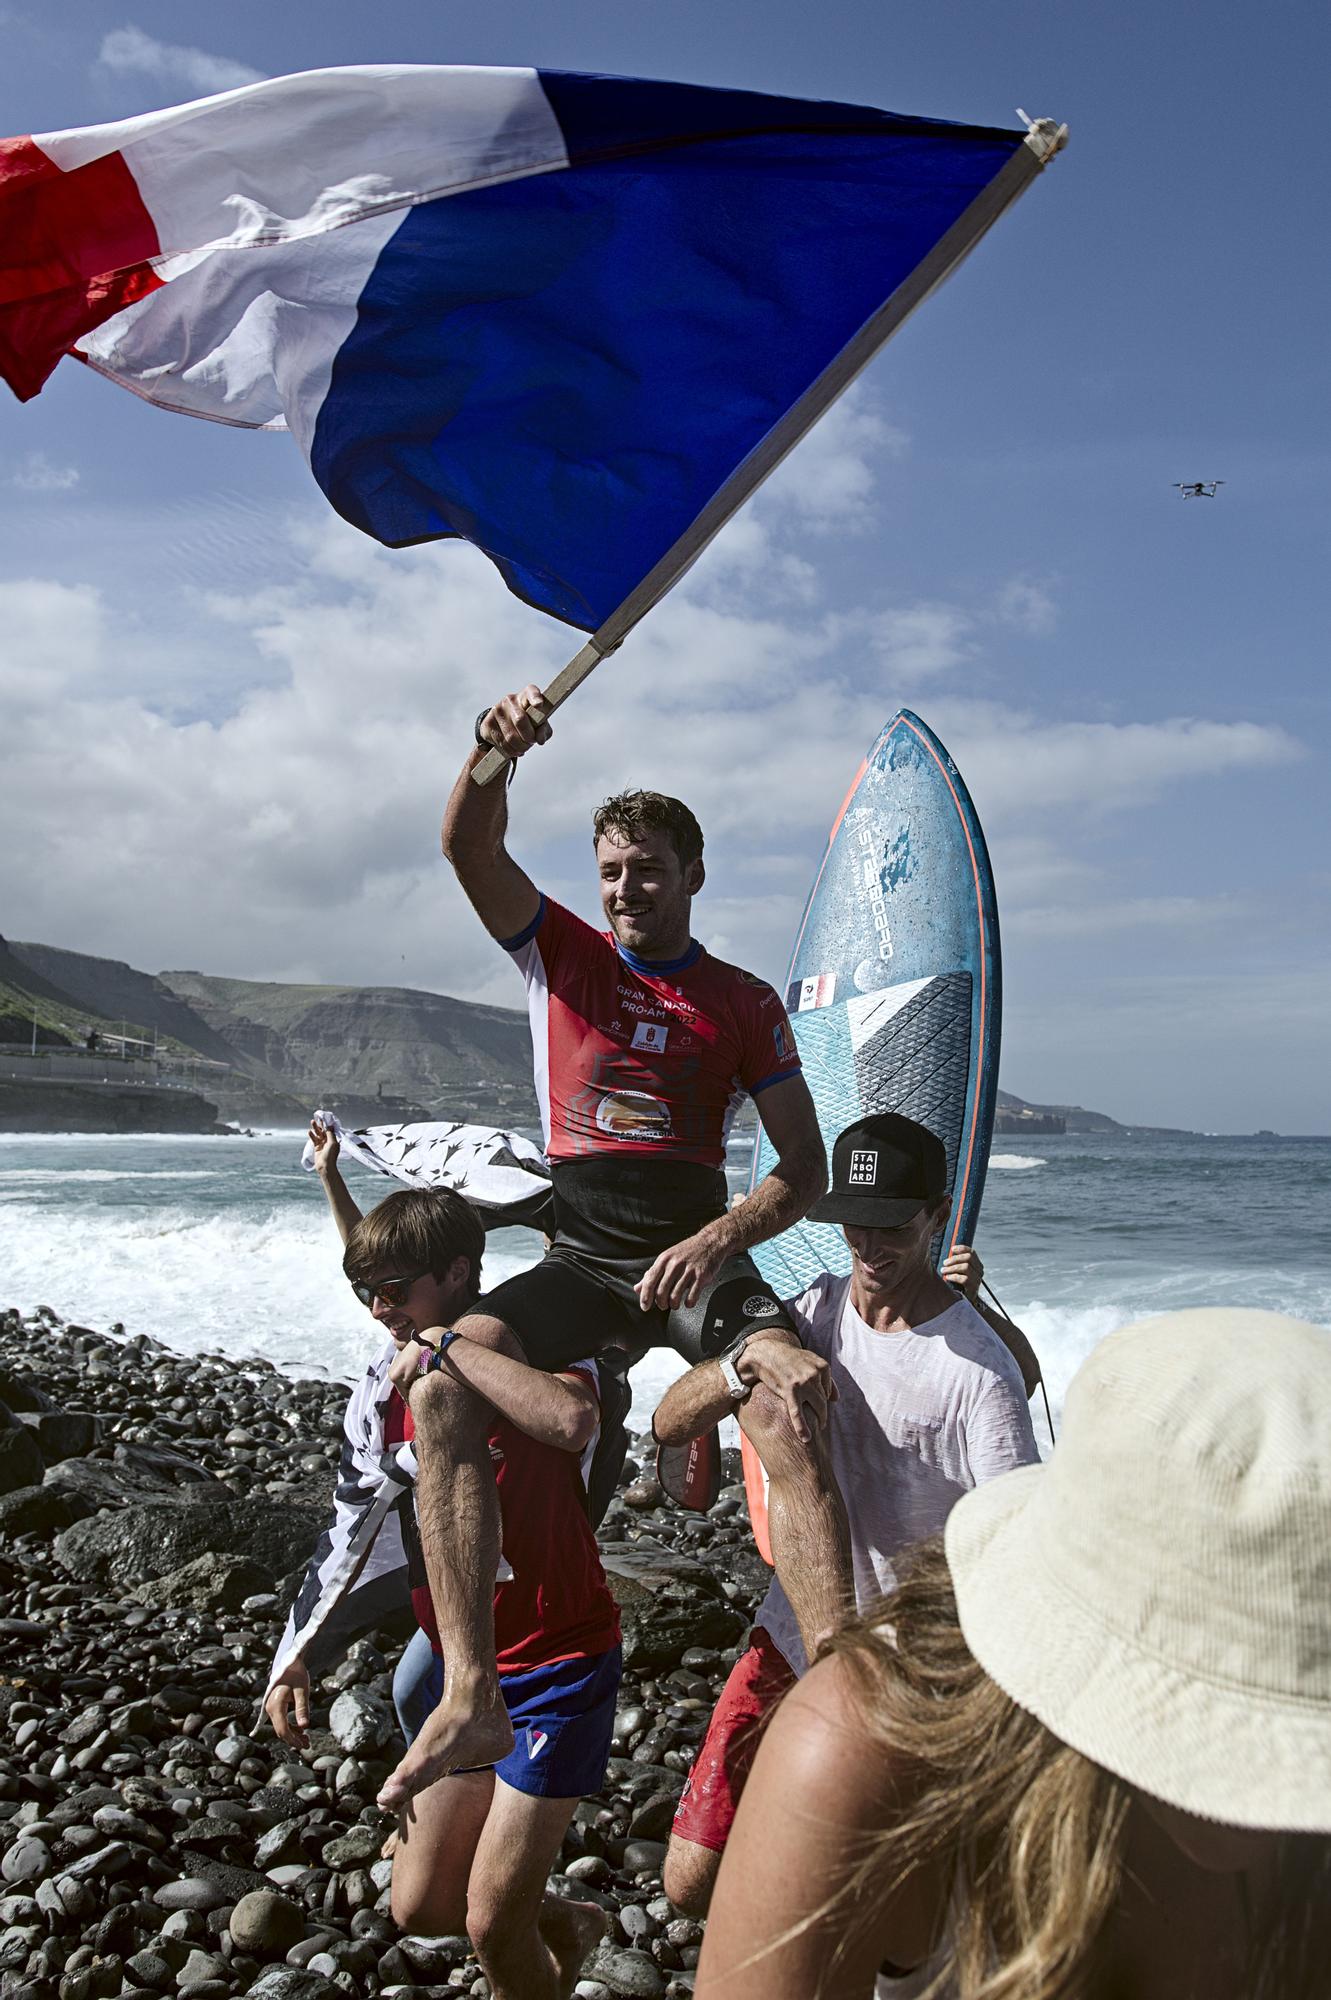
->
[537,69,1020,162]
[310,90,1022,630]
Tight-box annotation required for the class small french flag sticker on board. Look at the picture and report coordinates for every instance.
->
[788,973,836,1012]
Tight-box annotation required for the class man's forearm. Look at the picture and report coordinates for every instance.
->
[423,1333,595,1452]
[653,1360,730,1446]
[705,1148,827,1261]
[442,743,511,874]
[319,1166,363,1247]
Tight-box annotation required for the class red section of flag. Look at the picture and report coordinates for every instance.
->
[0,136,163,400]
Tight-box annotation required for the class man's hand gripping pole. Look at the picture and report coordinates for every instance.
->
[472,635,619,786]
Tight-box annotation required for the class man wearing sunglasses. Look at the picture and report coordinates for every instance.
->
[264,1122,617,1999]
[377,689,846,1812]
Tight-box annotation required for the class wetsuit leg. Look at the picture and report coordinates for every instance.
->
[665,1254,795,1366]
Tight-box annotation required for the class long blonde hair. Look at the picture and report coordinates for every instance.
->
[816,1538,1331,2000]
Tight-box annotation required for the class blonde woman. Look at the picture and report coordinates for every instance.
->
[697,1308,1331,1999]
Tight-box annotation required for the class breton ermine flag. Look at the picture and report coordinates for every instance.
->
[0,67,1063,634]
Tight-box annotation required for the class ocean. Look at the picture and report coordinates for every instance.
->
[2,1128,1328,1444]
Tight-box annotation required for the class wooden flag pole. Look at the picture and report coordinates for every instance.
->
[472,114,1067,788]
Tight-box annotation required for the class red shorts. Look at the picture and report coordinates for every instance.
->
[670,1626,796,1853]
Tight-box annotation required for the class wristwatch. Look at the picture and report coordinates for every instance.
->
[718,1337,751,1402]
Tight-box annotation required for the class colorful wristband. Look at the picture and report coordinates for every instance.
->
[416,1328,460,1377]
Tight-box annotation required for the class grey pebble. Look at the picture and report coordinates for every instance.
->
[177,1947,229,1987]
[227,1887,305,1954]
[593,1949,671,1998]
[319,1826,380,1869]
[327,1689,393,1757]
[0,1838,50,1885]
[154,1879,232,1913]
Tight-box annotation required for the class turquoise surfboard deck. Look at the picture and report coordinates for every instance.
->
[749,708,1001,1294]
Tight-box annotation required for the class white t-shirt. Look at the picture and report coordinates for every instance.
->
[758,1274,1039,1676]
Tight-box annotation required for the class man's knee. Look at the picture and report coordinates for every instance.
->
[409,1360,489,1441]
[391,1869,467,1937]
[410,1314,524,1439]
[467,1890,528,1965]
[451,1311,526,1360]
[663,1833,721,1917]
[738,1378,825,1483]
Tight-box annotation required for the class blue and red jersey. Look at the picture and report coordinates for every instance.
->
[500,895,801,1168]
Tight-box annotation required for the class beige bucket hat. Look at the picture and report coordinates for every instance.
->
[944,1307,1331,1830]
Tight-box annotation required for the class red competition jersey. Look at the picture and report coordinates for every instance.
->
[385,1379,620,1674]
[500,895,801,1167]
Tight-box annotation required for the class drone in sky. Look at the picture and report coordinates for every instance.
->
[1173,480,1225,499]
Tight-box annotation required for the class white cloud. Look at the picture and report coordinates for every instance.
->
[995,576,1057,636]
[929,702,1297,821]
[0,507,1304,1035]
[10,452,80,493]
[759,391,909,530]
[97,24,265,94]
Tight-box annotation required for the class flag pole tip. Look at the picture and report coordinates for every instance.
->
[1015,111,1069,162]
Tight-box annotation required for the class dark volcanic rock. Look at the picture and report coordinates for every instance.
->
[0,1369,52,1414]
[54,1497,325,1590]
[0,1427,44,1495]
[15,1408,98,1462]
[44,1453,225,1511]
[602,1544,745,1672]
[128,1553,275,1613]
[0,1484,92,1536]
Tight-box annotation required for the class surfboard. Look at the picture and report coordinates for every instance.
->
[741,707,1002,1559]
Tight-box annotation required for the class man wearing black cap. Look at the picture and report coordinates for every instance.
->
[658,1110,1039,1917]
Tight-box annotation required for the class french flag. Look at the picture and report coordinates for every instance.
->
[0,67,1061,633]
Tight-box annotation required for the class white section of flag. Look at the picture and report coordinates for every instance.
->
[77,211,404,436]
[36,65,567,258]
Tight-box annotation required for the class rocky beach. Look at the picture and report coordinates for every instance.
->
[0,1310,771,2000]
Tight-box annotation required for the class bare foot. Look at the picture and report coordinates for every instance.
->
[379,1828,399,1861]
[376,1684,514,1811]
[542,1897,608,1994]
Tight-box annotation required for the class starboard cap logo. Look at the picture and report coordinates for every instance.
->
[848,1149,878,1186]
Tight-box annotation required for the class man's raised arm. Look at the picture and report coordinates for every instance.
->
[636,1073,827,1312]
[442,684,550,942]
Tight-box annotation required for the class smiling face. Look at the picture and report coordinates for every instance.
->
[595,830,702,960]
[365,1258,473,1346]
[843,1197,950,1297]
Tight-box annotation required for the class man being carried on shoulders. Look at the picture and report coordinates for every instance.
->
[380,685,844,1809]
[657,1111,1041,1916]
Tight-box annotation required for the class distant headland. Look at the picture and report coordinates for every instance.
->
[0,933,1211,1140]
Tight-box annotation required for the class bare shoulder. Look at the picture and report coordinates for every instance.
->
[697,1652,943,1999]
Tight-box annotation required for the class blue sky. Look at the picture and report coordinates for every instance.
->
[1,0,1327,1131]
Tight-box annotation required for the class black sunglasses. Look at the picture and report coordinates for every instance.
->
[349,1269,427,1310]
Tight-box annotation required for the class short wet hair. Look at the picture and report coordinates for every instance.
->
[592,790,704,872]
[342,1187,484,1302]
